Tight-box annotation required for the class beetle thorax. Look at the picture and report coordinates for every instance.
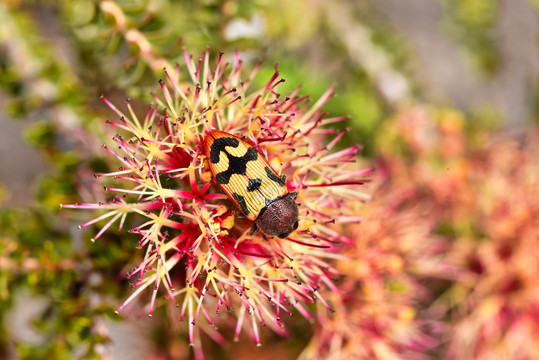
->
[255,192,299,238]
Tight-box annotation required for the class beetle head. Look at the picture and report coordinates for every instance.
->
[255,192,299,238]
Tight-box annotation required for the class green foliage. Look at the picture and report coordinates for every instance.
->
[440,0,501,75]
[0,207,104,359]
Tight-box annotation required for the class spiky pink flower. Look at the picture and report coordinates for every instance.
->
[62,49,370,355]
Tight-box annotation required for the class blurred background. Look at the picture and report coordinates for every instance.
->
[1,0,539,359]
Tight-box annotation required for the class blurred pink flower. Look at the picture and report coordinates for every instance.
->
[443,132,539,360]
[375,105,539,360]
[301,172,449,360]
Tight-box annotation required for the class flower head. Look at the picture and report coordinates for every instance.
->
[62,49,370,351]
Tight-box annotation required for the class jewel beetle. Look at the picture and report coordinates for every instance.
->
[203,130,299,238]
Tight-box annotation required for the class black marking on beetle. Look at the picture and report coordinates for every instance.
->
[247,178,262,192]
[232,193,250,215]
[210,137,238,163]
[265,166,285,187]
[211,137,259,185]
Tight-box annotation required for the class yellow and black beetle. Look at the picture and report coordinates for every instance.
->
[203,130,299,238]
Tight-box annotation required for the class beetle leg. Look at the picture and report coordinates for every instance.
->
[250,222,258,235]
